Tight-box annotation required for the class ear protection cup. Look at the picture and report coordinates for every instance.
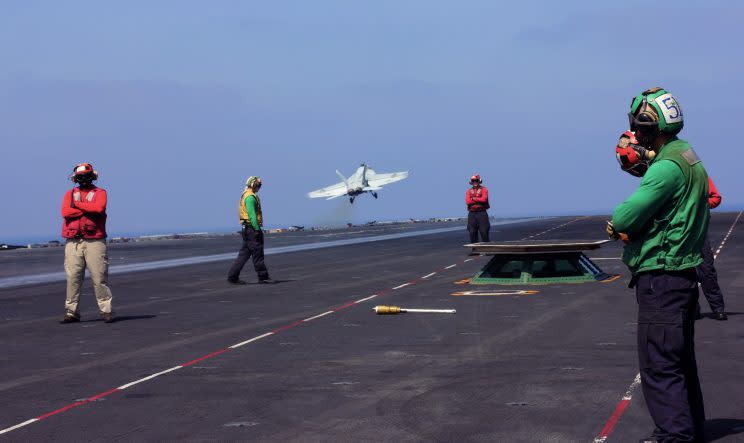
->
[70,163,98,183]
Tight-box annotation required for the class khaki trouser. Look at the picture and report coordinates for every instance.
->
[64,239,113,316]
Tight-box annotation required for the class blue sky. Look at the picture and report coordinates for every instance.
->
[1,1,742,242]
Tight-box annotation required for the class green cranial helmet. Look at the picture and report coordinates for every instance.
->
[629,87,684,135]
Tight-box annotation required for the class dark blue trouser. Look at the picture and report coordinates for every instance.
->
[467,211,490,243]
[636,269,705,443]
[697,236,725,313]
[227,226,269,281]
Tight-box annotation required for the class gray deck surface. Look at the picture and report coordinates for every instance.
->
[0,215,742,442]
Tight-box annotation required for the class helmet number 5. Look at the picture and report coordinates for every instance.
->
[656,93,683,123]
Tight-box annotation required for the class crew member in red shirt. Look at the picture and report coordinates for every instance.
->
[697,177,727,320]
[60,163,114,324]
[465,174,490,243]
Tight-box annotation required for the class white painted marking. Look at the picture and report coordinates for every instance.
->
[403,308,456,314]
[392,283,411,290]
[464,258,474,262]
[622,374,642,400]
[421,272,437,279]
[302,311,334,322]
[0,419,39,435]
[454,290,534,296]
[354,295,378,304]
[228,332,275,349]
[117,366,183,390]
[444,264,457,269]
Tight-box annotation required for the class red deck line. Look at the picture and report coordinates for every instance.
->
[271,320,305,334]
[332,302,357,312]
[37,388,122,421]
[180,348,231,367]
[596,399,630,440]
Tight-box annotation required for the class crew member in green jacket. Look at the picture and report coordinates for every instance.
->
[227,176,275,285]
[608,88,709,443]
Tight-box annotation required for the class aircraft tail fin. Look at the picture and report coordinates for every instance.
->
[336,170,349,189]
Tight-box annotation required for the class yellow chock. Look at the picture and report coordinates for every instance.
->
[373,305,402,315]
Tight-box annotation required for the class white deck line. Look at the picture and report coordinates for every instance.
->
[0,419,39,435]
[354,295,378,304]
[228,332,275,349]
[421,272,437,279]
[392,283,411,290]
[117,366,183,390]
[302,311,334,322]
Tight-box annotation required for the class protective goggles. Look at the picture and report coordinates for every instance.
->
[628,111,658,133]
[627,96,659,134]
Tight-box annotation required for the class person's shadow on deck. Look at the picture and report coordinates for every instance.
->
[705,419,744,442]
[81,314,157,323]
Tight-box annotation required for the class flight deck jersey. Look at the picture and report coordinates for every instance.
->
[61,186,108,239]
[612,138,709,275]
[238,190,263,230]
[466,187,490,212]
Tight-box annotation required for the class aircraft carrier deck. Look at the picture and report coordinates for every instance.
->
[0,215,742,442]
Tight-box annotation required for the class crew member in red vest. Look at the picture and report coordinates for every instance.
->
[696,176,727,320]
[60,163,114,324]
[465,174,490,243]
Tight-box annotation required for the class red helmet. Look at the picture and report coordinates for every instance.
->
[469,174,482,184]
[70,163,98,182]
[615,131,655,177]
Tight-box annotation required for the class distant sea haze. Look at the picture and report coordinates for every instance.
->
[1,217,470,245]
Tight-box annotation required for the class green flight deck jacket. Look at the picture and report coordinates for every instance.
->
[612,138,710,275]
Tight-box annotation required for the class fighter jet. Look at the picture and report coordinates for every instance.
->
[308,163,409,204]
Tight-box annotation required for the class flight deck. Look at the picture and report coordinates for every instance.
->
[0,215,742,442]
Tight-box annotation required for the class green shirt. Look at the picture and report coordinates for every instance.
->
[613,161,686,234]
[612,138,709,275]
[244,195,261,230]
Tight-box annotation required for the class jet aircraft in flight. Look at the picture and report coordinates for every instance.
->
[308,164,408,204]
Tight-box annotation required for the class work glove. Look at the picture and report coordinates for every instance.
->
[606,221,629,243]
[606,221,618,239]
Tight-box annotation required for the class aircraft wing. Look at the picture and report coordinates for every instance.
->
[366,171,409,188]
[308,182,348,199]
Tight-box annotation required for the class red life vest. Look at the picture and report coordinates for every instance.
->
[61,187,108,239]
[466,186,490,212]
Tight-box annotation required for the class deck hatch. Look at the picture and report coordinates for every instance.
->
[466,240,614,285]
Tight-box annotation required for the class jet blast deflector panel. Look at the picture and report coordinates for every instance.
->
[465,240,614,285]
